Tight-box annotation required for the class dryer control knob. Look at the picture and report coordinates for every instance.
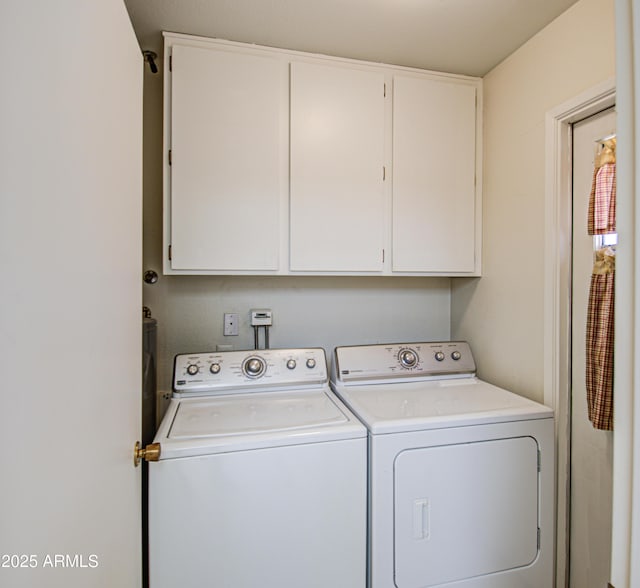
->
[435,351,446,362]
[186,364,199,376]
[451,351,462,361]
[306,358,316,369]
[210,362,221,374]
[286,359,297,370]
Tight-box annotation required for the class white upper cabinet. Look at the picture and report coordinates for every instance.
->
[289,62,386,272]
[392,75,478,273]
[167,43,286,271]
[163,34,481,276]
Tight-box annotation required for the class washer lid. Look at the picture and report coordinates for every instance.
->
[332,378,553,434]
[154,387,366,459]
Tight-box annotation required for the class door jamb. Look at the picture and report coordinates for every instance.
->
[544,77,616,587]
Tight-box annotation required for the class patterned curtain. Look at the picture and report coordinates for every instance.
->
[585,138,616,431]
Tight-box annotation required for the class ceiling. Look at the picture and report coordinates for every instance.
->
[124,0,580,77]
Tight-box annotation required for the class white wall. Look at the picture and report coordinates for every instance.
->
[142,66,451,392]
[451,0,615,403]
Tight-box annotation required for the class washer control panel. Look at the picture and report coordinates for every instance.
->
[174,348,327,394]
[334,341,476,383]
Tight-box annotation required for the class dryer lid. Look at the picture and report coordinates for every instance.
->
[332,378,553,434]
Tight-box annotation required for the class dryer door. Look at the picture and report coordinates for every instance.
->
[394,436,539,587]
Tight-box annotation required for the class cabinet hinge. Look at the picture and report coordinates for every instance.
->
[168,245,172,261]
[168,150,172,166]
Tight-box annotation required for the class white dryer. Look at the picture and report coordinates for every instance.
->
[149,348,367,588]
[330,341,554,588]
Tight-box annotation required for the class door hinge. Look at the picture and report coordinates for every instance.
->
[168,149,172,166]
[169,54,172,72]
[538,449,541,472]
[383,166,386,181]
[168,245,172,261]
[537,527,541,549]
[384,83,387,97]
[382,249,385,263]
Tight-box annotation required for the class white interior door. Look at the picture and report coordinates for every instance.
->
[0,2,143,587]
[570,108,616,588]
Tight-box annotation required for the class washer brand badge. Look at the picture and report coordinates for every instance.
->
[177,380,186,385]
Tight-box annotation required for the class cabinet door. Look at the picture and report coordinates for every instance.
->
[392,76,477,273]
[290,62,385,272]
[169,45,285,271]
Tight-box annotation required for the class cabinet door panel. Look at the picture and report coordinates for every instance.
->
[290,62,385,272]
[392,76,477,273]
[170,45,284,271]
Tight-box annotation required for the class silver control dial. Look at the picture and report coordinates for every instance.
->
[306,358,316,369]
[434,351,445,362]
[286,359,297,370]
[451,351,462,361]
[399,349,418,368]
[210,363,221,374]
[243,356,266,378]
[186,364,199,376]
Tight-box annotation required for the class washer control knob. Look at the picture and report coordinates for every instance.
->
[306,358,316,369]
[186,364,199,376]
[434,351,446,362]
[399,349,418,368]
[451,351,462,361]
[244,357,265,378]
[286,359,297,370]
[210,362,221,374]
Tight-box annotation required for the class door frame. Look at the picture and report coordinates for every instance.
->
[544,77,616,587]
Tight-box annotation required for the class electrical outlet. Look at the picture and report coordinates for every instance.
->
[223,313,239,336]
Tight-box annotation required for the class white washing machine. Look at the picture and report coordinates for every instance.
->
[149,347,367,588]
[330,341,555,588]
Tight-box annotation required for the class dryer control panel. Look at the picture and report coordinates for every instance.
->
[333,341,476,384]
[174,347,328,395]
